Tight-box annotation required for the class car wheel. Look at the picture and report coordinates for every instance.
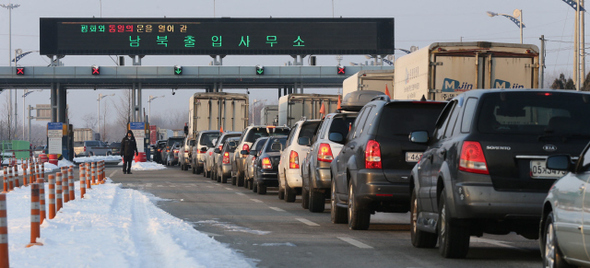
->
[309,189,325,213]
[411,190,437,248]
[257,182,267,195]
[192,164,196,174]
[221,172,227,183]
[277,180,285,200]
[285,182,296,203]
[331,178,347,224]
[438,190,470,258]
[301,184,309,209]
[232,175,237,185]
[243,177,249,189]
[543,212,574,268]
[253,181,258,193]
[237,172,244,187]
[347,180,370,230]
[216,168,221,183]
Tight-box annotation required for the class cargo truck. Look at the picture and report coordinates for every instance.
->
[73,128,95,142]
[260,105,278,125]
[342,70,394,99]
[278,94,339,127]
[188,92,249,136]
[393,41,539,100]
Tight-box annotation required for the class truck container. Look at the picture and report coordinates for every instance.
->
[260,105,278,126]
[393,41,539,101]
[342,70,394,99]
[278,94,339,127]
[188,92,249,137]
[157,129,174,141]
[73,128,95,142]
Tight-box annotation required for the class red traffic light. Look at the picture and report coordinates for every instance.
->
[337,65,345,75]
[91,65,100,75]
[16,67,25,75]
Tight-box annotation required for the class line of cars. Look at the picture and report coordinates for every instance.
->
[171,89,590,266]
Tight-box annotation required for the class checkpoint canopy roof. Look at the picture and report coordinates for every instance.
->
[40,17,394,56]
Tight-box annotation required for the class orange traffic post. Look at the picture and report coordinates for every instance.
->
[85,163,91,189]
[36,178,46,225]
[13,165,19,188]
[40,162,44,180]
[22,163,27,187]
[29,164,35,189]
[91,162,96,185]
[26,183,43,248]
[0,194,9,268]
[79,164,86,198]
[68,167,75,201]
[7,167,13,191]
[97,161,102,183]
[2,168,7,194]
[55,172,62,212]
[47,175,55,219]
[62,169,69,203]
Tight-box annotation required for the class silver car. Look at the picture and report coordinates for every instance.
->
[204,132,241,179]
[244,137,269,190]
[541,145,590,268]
[214,137,240,184]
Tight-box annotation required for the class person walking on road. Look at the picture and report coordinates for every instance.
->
[121,130,138,174]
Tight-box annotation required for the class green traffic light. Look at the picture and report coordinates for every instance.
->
[174,65,182,75]
[256,65,264,75]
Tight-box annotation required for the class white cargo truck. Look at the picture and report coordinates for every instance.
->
[393,41,539,101]
[188,92,249,137]
[73,128,95,142]
[260,105,278,126]
[342,70,394,99]
[278,94,339,127]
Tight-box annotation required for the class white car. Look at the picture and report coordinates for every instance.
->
[277,119,321,202]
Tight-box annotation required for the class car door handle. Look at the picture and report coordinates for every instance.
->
[348,145,355,149]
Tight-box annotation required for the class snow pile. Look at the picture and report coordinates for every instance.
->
[5,179,252,268]
[117,161,167,171]
[73,156,122,163]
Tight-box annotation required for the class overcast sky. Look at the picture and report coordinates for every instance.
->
[0,0,583,130]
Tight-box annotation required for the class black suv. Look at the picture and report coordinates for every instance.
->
[409,89,590,258]
[330,96,446,230]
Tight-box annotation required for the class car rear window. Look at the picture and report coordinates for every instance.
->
[253,137,269,152]
[74,142,84,147]
[299,122,321,140]
[327,115,357,139]
[377,102,446,136]
[265,137,287,152]
[245,127,290,142]
[200,133,220,147]
[477,92,590,135]
[167,138,184,146]
[86,141,99,147]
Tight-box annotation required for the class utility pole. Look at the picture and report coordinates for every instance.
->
[540,35,546,88]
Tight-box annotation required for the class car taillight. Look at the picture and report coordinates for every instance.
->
[84,146,87,152]
[173,149,179,153]
[365,140,382,169]
[262,157,272,169]
[166,149,170,153]
[218,145,223,151]
[318,143,334,163]
[289,150,299,169]
[459,141,489,174]
[223,152,230,164]
[242,144,250,158]
[209,151,213,156]
[199,148,206,153]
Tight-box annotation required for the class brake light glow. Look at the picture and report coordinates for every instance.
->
[84,146,87,152]
[289,150,299,169]
[242,144,250,158]
[218,145,223,151]
[459,141,489,174]
[318,143,334,163]
[365,140,382,169]
[173,149,179,153]
[223,152,230,164]
[262,157,272,169]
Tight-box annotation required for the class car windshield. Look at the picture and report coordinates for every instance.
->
[217,133,241,147]
[477,92,590,136]
[86,141,99,146]
[265,137,287,152]
[167,138,184,146]
[200,132,221,147]
[253,137,269,152]
[245,127,290,142]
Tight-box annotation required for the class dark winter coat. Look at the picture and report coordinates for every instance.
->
[120,130,138,157]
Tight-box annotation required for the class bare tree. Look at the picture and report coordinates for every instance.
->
[82,113,98,130]
[114,89,132,132]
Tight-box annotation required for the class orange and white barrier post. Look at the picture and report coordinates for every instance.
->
[40,162,44,180]
[0,193,9,268]
[47,175,56,219]
[79,164,86,198]
[26,183,43,248]
[29,164,35,189]
[56,172,62,212]
[7,167,13,191]
[85,163,91,189]
[13,165,19,188]
[37,178,45,224]
[68,167,75,201]
[91,162,96,185]
[62,169,69,203]
[2,168,7,194]
[22,163,28,186]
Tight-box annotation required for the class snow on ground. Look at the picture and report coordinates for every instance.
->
[116,161,167,171]
[1,160,74,176]
[73,155,123,163]
[5,178,253,268]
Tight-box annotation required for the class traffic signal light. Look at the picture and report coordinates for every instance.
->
[16,67,25,75]
[91,65,100,75]
[174,65,182,75]
[337,65,345,75]
[256,65,264,75]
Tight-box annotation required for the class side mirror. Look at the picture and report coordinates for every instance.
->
[249,150,258,155]
[298,137,311,146]
[546,155,572,171]
[409,131,429,144]
[241,150,249,155]
[214,148,221,154]
[200,147,207,152]
[328,132,344,143]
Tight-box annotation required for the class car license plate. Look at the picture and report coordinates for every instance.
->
[530,160,567,179]
[406,152,423,162]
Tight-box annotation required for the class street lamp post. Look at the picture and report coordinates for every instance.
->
[97,93,115,141]
[487,9,525,44]
[148,95,165,124]
[1,3,20,138]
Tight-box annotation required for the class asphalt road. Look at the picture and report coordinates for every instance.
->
[108,165,543,268]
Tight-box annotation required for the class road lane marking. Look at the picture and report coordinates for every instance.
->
[235,192,245,196]
[109,170,118,177]
[338,237,373,249]
[268,207,286,212]
[295,218,319,227]
[206,186,214,188]
[250,199,263,203]
[200,231,224,237]
[225,187,233,191]
[471,237,518,249]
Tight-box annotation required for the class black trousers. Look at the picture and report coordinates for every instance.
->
[123,155,134,173]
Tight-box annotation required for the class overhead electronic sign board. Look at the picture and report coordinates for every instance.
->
[40,18,394,55]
